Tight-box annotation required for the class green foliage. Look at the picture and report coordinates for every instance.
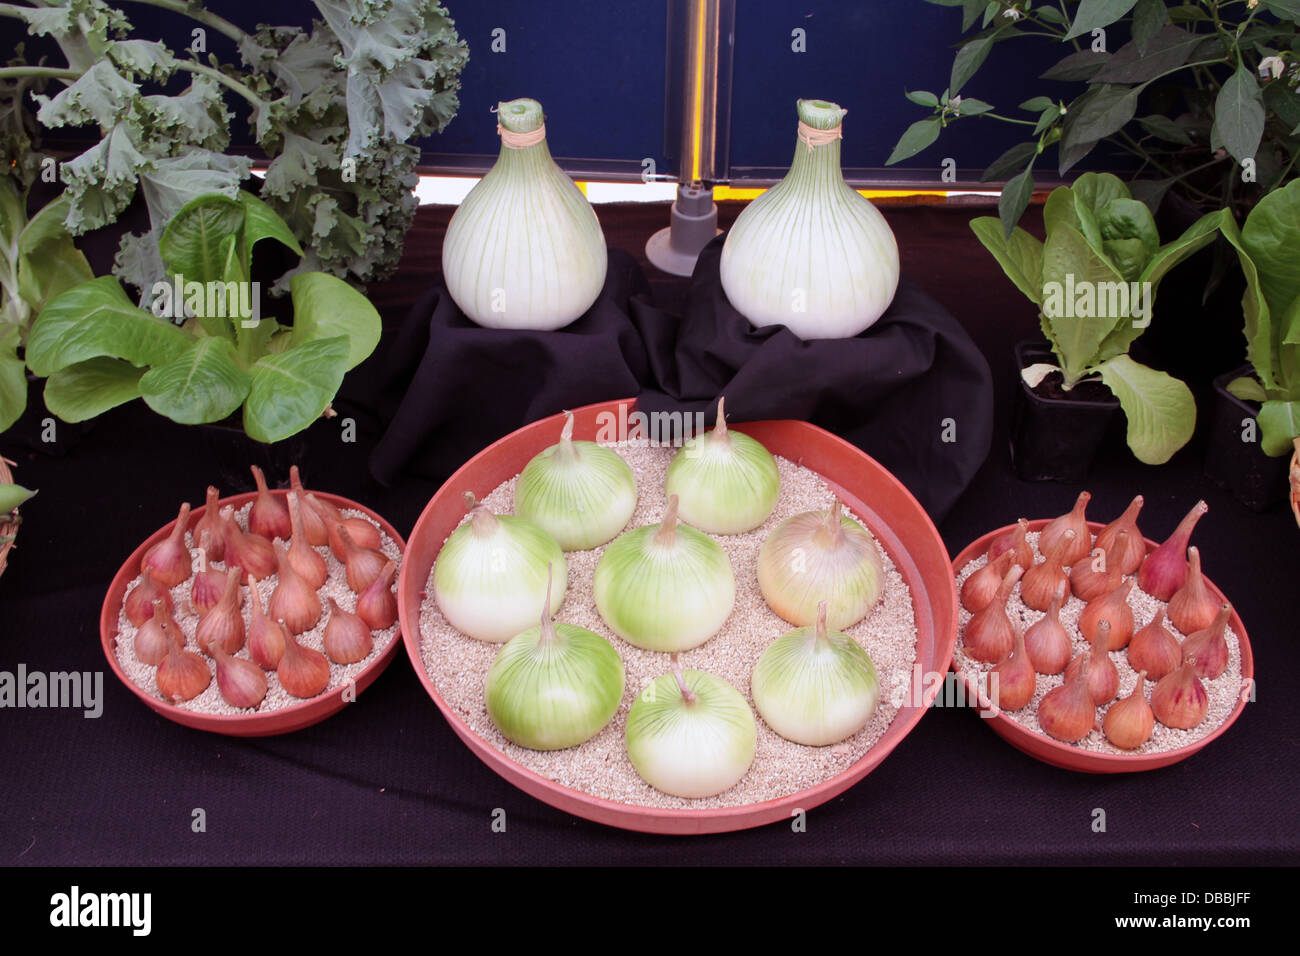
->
[28,193,381,443]
[1220,178,1300,455]
[0,182,94,431]
[2,0,468,291]
[0,0,464,440]
[0,482,35,512]
[971,173,1225,464]
[900,1,1300,234]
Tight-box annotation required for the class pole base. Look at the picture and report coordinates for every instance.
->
[645,183,722,277]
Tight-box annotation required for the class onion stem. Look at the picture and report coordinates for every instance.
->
[711,396,729,444]
[464,491,498,537]
[670,657,697,705]
[811,601,830,648]
[813,500,845,549]
[538,564,557,645]
[653,495,681,548]
[554,410,578,460]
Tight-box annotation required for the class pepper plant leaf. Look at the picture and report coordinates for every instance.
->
[1065,0,1140,41]
[1211,65,1266,164]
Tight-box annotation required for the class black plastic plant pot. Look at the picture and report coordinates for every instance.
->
[1009,341,1120,482]
[1203,366,1289,512]
[198,421,309,493]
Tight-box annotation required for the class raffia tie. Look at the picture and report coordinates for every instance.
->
[797,120,843,152]
[498,123,547,149]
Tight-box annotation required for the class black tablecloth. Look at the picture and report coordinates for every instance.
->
[1,201,1296,865]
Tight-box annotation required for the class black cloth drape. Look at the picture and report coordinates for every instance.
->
[369,235,993,521]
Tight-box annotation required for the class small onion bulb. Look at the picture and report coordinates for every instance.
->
[625,660,757,798]
[664,397,780,534]
[593,495,735,651]
[515,410,637,550]
[485,566,625,750]
[433,493,566,643]
[757,500,883,629]
[751,602,879,745]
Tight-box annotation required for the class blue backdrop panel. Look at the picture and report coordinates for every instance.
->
[412,0,669,176]
[729,1,1067,182]
[1,1,1092,183]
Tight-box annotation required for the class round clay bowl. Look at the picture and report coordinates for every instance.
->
[101,490,405,737]
[399,398,958,834]
[951,519,1254,772]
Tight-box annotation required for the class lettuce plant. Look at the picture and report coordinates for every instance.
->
[0,184,94,432]
[971,173,1225,464]
[1219,177,1300,455]
[25,192,381,442]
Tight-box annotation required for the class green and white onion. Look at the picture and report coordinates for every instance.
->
[625,662,757,798]
[515,411,637,550]
[593,495,735,651]
[751,602,879,746]
[664,397,780,535]
[757,500,883,629]
[433,492,566,643]
[719,99,899,339]
[485,566,624,750]
[442,98,607,330]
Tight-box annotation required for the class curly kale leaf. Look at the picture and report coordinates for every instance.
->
[114,149,251,295]
[313,0,467,154]
[15,0,467,288]
[106,39,177,83]
[138,76,233,153]
[33,60,138,129]
[60,124,152,234]
[12,0,131,45]
[239,1,466,285]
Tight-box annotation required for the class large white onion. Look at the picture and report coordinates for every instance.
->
[664,397,780,535]
[625,664,756,798]
[751,602,879,746]
[515,411,637,550]
[593,495,735,652]
[719,99,899,339]
[757,500,883,629]
[484,569,624,750]
[442,98,607,330]
[432,493,566,643]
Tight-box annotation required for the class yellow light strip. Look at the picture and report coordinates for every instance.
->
[572,183,959,200]
[690,0,706,183]
[710,186,953,200]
